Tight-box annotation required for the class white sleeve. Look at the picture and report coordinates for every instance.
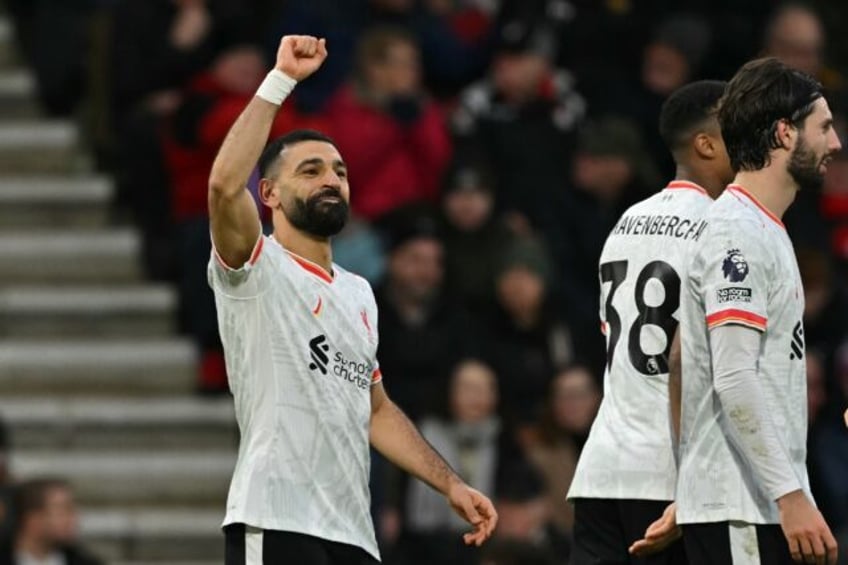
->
[700,223,770,332]
[710,324,802,500]
[207,234,271,299]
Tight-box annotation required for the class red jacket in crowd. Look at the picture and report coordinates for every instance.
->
[325,84,452,221]
[163,73,329,222]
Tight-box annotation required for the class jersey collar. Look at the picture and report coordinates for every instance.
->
[727,184,785,230]
[286,250,335,284]
[269,236,336,284]
[664,180,709,196]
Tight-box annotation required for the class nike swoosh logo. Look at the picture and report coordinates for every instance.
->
[312,296,323,316]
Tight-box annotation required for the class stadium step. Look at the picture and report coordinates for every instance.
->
[0,121,89,173]
[0,176,112,228]
[0,16,227,563]
[0,339,196,395]
[82,508,224,562]
[10,450,233,506]
[0,285,177,338]
[0,229,142,282]
[0,396,236,449]
[0,69,38,118]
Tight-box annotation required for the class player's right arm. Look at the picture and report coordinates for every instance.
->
[208,35,327,267]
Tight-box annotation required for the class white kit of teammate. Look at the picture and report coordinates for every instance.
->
[677,184,809,527]
[569,180,712,502]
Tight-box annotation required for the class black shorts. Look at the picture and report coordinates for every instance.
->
[224,523,380,565]
[570,498,688,565]
[682,522,793,565]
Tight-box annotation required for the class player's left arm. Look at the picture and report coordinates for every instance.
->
[630,328,683,557]
[668,327,682,448]
[369,382,497,546]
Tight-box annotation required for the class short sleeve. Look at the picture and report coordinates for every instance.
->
[207,234,271,299]
[360,275,382,387]
[699,223,770,332]
[371,364,383,386]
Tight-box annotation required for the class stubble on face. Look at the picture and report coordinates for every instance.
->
[787,133,827,191]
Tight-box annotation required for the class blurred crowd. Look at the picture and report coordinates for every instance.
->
[5,0,848,563]
[0,427,102,565]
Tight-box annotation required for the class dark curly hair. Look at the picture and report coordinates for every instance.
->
[718,57,822,172]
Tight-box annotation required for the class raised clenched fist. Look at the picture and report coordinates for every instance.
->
[275,35,328,81]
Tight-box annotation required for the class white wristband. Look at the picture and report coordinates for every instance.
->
[256,69,297,106]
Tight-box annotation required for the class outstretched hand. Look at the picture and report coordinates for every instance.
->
[447,482,498,546]
[629,502,682,557]
[275,35,328,81]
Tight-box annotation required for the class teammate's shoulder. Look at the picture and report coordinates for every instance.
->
[706,191,767,230]
[631,184,710,212]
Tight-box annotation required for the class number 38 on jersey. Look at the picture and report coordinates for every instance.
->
[600,260,681,375]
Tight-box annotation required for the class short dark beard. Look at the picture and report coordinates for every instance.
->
[284,189,349,238]
[787,135,825,191]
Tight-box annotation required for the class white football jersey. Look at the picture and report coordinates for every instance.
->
[676,184,809,525]
[568,181,712,501]
[208,235,381,560]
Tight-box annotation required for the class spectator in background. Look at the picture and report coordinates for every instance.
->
[763,2,826,79]
[819,105,848,265]
[550,117,659,338]
[608,14,713,179]
[482,237,577,428]
[4,0,94,116]
[110,0,254,119]
[412,0,497,99]
[440,156,515,318]
[331,216,387,286]
[797,247,848,376]
[808,348,848,538]
[391,359,511,565]
[452,12,586,235]
[266,0,495,111]
[325,26,452,222]
[160,44,328,393]
[108,0,255,281]
[376,209,478,421]
[523,365,601,541]
[0,479,101,565]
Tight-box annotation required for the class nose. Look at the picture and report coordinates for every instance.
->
[322,168,343,188]
[828,128,843,154]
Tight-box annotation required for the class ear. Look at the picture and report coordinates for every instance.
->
[775,118,798,151]
[693,133,716,159]
[259,178,279,208]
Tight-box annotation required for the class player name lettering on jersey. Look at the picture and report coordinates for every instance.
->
[611,213,708,241]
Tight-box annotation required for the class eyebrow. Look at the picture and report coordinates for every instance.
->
[294,158,348,172]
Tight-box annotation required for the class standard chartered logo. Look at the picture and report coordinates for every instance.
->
[308,335,330,374]
[307,334,372,389]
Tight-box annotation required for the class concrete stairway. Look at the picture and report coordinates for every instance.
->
[0,15,235,565]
